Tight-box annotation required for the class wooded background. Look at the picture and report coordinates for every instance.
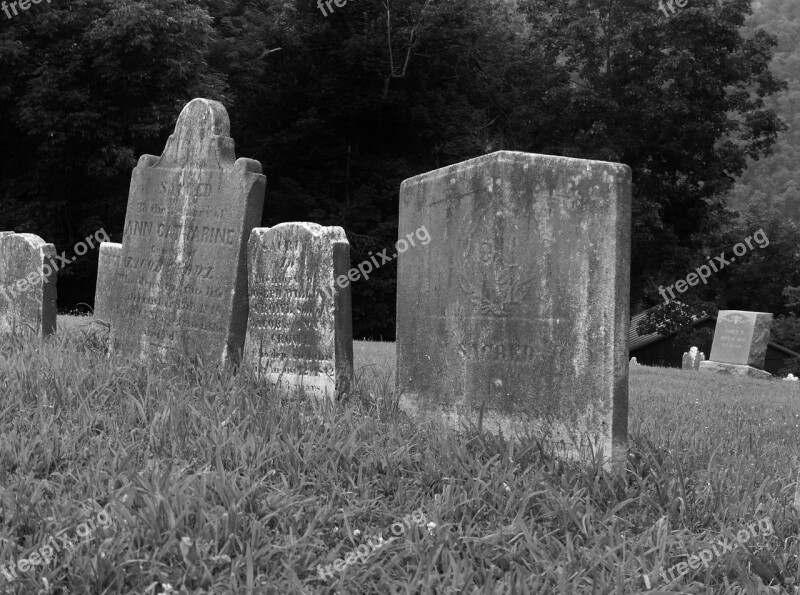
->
[1,0,798,351]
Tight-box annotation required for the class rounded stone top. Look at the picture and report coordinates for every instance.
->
[158,98,235,168]
[251,223,348,244]
[176,99,230,137]
[0,231,54,253]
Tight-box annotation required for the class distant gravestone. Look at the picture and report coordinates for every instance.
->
[107,98,266,364]
[396,151,631,466]
[94,242,121,322]
[700,310,773,379]
[681,346,705,370]
[708,310,772,367]
[0,232,57,337]
[244,223,353,398]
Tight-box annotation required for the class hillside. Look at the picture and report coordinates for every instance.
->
[735,0,800,221]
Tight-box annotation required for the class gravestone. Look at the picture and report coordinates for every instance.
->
[108,98,266,364]
[0,232,57,337]
[94,242,121,322]
[708,310,772,367]
[700,310,773,379]
[681,346,705,370]
[244,223,353,398]
[396,150,631,466]
[792,457,800,511]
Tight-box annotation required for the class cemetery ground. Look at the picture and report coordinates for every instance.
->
[0,318,798,594]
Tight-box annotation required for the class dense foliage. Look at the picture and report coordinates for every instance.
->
[734,0,800,222]
[0,0,797,340]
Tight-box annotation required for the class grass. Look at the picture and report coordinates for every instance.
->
[0,317,798,594]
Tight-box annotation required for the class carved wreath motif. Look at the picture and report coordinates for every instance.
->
[457,211,534,316]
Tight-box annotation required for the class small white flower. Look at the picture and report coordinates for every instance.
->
[426,522,436,536]
[503,483,511,493]
[353,529,361,537]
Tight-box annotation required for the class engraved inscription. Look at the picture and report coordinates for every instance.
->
[249,267,333,379]
[245,224,351,397]
[109,98,265,363]
[123,221,235,246]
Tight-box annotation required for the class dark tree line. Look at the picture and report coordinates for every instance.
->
[1,0,797,341]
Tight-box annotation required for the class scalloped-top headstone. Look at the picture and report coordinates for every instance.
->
[244,223,353,398]
[107,98,266,363]
[396,151,631,467]
[0,232,57,337]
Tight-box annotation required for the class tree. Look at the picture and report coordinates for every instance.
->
[519,0,787,308]
[0,0,790,339]
[0,0,226,307]
[785,286,800,309]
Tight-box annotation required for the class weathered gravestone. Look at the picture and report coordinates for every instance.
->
[699,310,773,379]
[244,223,353,398]
[396,151,631,466]
[106,98,266,363]
[681,346,705,370]
[0,232,57,337]
[94,242,121,322]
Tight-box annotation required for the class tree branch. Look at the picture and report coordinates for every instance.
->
[382,0,431,99]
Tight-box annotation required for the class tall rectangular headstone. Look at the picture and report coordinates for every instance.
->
[708,310,773,368]
[244,223,353,398]
[94,242,121,322]
[0,232,57,337]
[396,151,631,465]
[109,98,266,364]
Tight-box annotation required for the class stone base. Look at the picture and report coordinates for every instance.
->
[698,360,772,380]
[397,393,625,471]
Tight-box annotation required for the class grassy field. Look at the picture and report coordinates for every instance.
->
[0,316,798,594]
